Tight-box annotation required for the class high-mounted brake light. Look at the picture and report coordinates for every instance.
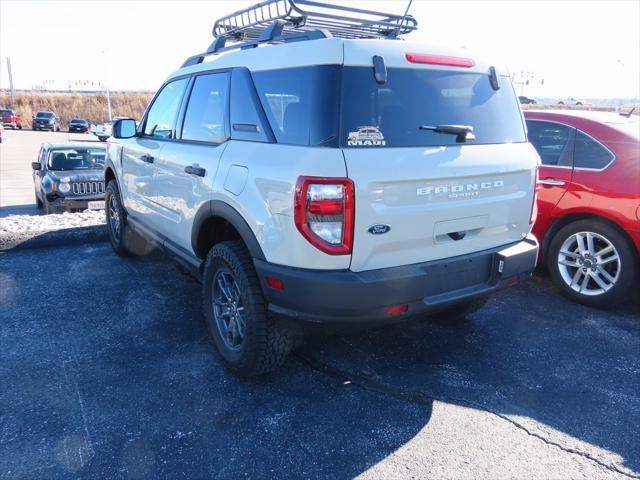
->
[294,177,355,255]
[405,53,475,68]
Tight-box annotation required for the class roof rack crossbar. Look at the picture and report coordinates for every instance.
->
[180,0,417,68]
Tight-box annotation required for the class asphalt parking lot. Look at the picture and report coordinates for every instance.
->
[1,130,639,479]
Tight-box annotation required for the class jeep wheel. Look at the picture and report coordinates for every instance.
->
[43,195,58,214]
[203,240,292,377]
[548,220,637,308]
[105,180,152,256]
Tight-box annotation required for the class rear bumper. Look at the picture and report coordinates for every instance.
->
[255,235,539,323]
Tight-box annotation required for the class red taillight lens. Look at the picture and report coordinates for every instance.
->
[386,304,409,316]
[405,53,475,68]
[294,176,355,255]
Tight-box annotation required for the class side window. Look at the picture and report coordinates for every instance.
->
[181,73,229,144]
[143,78,189,139]
[253,66,340,146]
[526,120,574,167]
[574,131,614,169]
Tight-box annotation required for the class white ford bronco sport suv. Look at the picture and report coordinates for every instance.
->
[105,0,539,376]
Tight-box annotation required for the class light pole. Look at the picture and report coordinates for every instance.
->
[100,49,113,122]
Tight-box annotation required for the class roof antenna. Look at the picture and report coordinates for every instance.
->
[390,0,413,38]
[401,0,414,21]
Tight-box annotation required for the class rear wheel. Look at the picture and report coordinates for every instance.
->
[548,219,637,308]
[202,240,293,377]
[105,180,152,256]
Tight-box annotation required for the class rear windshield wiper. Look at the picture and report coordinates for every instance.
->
[419,124,476,143]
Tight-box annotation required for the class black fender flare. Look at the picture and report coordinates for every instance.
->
[191,200,266,261]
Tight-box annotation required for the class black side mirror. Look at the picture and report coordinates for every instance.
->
[31,162,41,170]
[112,118,137,139]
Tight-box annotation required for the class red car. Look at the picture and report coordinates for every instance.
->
[525,110,639,307]
[0,108,23,129]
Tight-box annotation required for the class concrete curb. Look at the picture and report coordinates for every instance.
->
[0,225,108,252]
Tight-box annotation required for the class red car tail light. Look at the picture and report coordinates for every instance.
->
[405,53,475,68]
[294,176,355,255]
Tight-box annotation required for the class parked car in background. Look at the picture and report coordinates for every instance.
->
[518,96,536,104]
[525,110,639,307]
[557,97,586,106]
[0,108,23,129]
[32,111,60,131]
[31,142,106,214]
[91,117,129,141]
[0,124,4,143]
[68,118,90,133]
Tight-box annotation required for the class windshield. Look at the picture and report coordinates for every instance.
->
[341,67,526,147]
[0,109,11,116]
[47,148,106,171]
[70,118,85,123]
[36,112,54,119]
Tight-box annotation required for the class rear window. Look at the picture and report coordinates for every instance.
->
[341,67,526,147]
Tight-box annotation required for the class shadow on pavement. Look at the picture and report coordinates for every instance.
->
[0,204,42,218]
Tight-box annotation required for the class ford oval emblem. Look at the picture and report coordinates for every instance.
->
[368,224,391,235]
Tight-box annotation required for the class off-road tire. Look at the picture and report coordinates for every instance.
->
[547,219,637,308]
[203,240,293,377]
[105,180,152,256]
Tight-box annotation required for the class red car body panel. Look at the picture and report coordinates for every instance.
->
[525,111,640,258]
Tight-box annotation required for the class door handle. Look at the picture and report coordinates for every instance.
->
[184,165,206,177]
[140,154,154,163]
[539,178,566,187]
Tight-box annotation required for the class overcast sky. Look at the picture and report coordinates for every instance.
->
[0,0,638,99]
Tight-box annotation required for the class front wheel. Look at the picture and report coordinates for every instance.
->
[202,241,293,377]
[105,180,152,256]
[98,136,108,142]
[547,220,637,308]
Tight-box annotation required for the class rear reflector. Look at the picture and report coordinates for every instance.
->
[405,53,475,68]
[386,304,409,316]
[266,276,284,290]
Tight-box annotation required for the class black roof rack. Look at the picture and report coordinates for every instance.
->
[181,0,418,67]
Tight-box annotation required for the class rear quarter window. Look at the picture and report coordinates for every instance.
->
[574,131,614,169]
[252,66,340,147]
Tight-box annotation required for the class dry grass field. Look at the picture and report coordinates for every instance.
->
[0,91,637,131]
[0,91,153,128]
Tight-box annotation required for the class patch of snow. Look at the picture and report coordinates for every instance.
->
[0,210,105,236]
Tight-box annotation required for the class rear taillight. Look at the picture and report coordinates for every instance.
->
[294,176,354,255]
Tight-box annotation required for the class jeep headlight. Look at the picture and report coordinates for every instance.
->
[59,181,71,193]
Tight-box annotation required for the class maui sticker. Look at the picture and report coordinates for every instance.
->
[347,126,386,147]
